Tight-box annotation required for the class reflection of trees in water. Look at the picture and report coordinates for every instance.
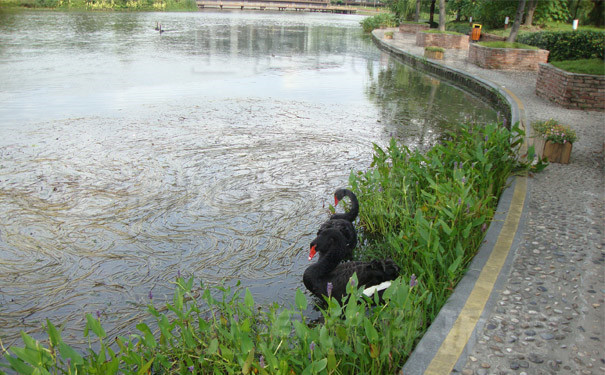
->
[365,58,497,151]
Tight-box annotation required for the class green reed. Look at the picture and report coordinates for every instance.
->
[0,122,542,375]
[349,122,539,320]
[0,275,426,374]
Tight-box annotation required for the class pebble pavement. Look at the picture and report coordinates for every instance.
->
[374,29,604,375]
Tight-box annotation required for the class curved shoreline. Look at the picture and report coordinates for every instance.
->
[370,29,530,374]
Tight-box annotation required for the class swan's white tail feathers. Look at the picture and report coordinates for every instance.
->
[362,281,392,297]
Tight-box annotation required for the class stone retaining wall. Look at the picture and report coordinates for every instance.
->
[398,23,429,33]
[535,63,605,111]
[468,43,549,71]
[416,32,469,49]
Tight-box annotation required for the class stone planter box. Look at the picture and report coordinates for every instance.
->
[535,63,605,112]
[416,32,469,49]
[468,43,549,71]
[399,22,429,34]
[424,49,444,60]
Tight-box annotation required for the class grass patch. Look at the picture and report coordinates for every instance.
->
[477,41,539,49]
[422,29,465,35]
[425,46,445,52]
[550,58,604,75]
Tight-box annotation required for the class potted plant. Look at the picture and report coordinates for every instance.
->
[532,119,577,164]
[424,46,444,60]
[384,31,394,40]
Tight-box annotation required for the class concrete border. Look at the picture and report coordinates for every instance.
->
[369,32,531,374]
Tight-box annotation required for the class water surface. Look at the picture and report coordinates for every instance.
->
[0,10,497,346]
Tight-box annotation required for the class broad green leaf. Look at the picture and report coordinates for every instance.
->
[241,347,255,375]
[136,359,154,375]
[295,289,307,311]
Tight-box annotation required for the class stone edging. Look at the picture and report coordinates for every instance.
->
[370,32,520,128]
[369,31,529,374]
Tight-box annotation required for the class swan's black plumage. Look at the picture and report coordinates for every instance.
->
[311,188,359,261]
[303,229,399,302]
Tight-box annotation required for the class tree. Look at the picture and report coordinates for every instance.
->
[429,0,436,27]
[524,0,538,25]
[439,0,446,30]
[415,0,421,22]
[507,0,527,43]
[587,0,604,26]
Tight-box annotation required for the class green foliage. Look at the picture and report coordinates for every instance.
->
[422,29,465,35]
[360,13,397,32]
[532,0,571,24]
[477,41,539,49]
[446,21,471,35]
[0,276,428,374]
[425,46,445,52]
[550,58,605,75]
[349,122,537,319]
[532,119,578,144]
[517,30,605,60]
[383,0,416,22]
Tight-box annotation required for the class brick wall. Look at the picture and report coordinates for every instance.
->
[468,43,549,71]
[399,23,429,33]
[536,63,605,112]
[416,32,469,49]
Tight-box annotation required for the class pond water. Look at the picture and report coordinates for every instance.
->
[0,10,497,346]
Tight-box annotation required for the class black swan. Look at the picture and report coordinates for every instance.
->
[309,188,359,261]
[303,228,400,302]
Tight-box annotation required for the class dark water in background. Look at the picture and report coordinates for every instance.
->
[0,10,497,346]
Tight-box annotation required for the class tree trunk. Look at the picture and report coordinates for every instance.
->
[524,0,537,26]
[415,0,421,22]
[507,0,527,43]
[429,0,436,25]
[438,0,446,31]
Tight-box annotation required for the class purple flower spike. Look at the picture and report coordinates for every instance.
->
[461,176,466,184]
[503,117,507,127]
[310,341,316,352]
[326,282,333,298]
[96,310,101,319]
[188,365,194,372]
[148,290,153,300]
[260,355,266,368]
[481,223,488,232]
[409,274,417,288]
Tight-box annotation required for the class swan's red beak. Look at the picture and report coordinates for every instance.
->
[334,196,340,206]
[308,245,317,261]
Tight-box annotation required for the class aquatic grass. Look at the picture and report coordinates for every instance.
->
[349,122,532,320]
[0,122,541,374]
[0,276,427,374]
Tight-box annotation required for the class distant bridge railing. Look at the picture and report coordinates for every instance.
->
[196,0,357,13]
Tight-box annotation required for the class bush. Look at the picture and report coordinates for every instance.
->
[517,30,605,61]
[360,13,397,33]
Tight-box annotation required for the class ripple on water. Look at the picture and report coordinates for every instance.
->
[0,98,385,346]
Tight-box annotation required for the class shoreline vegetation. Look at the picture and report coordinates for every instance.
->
[0,0,197,11]
[0,122,544,374]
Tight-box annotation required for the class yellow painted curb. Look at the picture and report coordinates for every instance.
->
[424,176,527,374]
